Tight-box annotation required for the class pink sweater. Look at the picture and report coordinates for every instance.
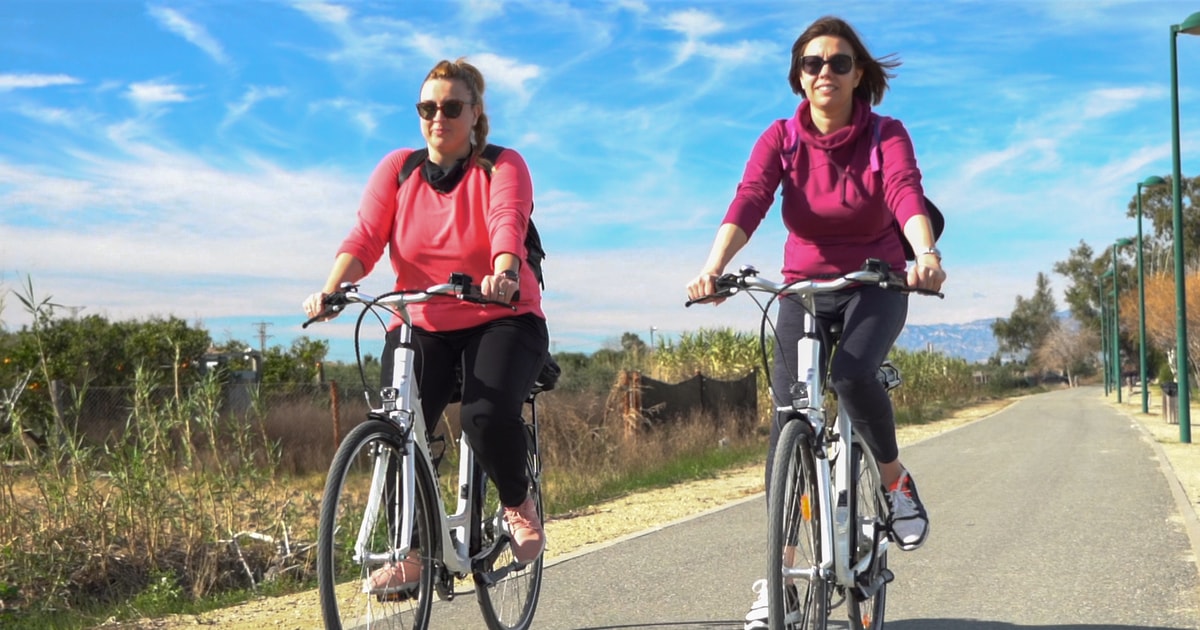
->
[723,99,928,279]
[337,148,545,332]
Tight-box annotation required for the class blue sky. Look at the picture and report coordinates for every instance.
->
[2,1,1199,362]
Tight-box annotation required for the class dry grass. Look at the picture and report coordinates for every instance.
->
[0,376,759,627]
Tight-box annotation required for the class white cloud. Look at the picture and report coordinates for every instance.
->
[469,53,541,102]
[662,9,724,40]
[291,0,352,25]
[0,145,362,328]
[147,6,231,66]
[459,0,504,24]
[222,86,288,129]
[0,73,82,91]
[126,80,190,107]
[12,104,83,128]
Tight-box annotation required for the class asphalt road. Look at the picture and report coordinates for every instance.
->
[425,387,1200,629]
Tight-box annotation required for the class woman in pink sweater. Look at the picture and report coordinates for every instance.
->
[304,58,548,590]
[684,16,946,628]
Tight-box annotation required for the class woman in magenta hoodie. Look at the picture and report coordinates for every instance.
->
[685,16,946,628]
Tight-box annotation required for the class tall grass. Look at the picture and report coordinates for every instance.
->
[0,369,317,626]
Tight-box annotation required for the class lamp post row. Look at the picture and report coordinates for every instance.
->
[1112,13,1197,444]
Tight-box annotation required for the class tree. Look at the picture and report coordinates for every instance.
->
[1136,271,1200,383]
[260,336,330,385]
[992,272,1059,360]
[1124,173,1200,274]
[1031,320,1097,386]
[1053,240,1103,335]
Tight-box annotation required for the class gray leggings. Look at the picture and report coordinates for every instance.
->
[765,285,908,489]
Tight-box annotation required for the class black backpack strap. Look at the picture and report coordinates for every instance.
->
[397,148,429,187]
[480,143,505,167]
[399,145,507,186]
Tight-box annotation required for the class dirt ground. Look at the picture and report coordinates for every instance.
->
[95,391,1200,630]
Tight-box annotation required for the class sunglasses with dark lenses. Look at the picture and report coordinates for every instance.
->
[415,99,473,120]
[800,54,855,76]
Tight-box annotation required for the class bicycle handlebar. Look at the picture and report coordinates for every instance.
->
[685,258,944,307]
[302,272,516,329]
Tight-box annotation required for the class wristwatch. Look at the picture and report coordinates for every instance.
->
[918,247,942,262]
[499,269,520,282]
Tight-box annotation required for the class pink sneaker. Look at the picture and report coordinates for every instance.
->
[503,496,545,564]
[367,551,422,599]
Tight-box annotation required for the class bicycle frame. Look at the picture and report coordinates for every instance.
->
[780,294,889,592]
[355,316,502,580]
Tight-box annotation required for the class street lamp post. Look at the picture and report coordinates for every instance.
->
[1113,239,1134,403]
[1170,12,1200,442]
[1136,176,1167,413]
[1100,272,1113,395]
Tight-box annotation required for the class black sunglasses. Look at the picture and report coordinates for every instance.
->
[415,99,474,120]
[800,54,855,76]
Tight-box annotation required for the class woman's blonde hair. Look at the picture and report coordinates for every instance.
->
[424,57,491,165]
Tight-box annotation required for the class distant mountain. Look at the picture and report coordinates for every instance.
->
[895,318,1000,364]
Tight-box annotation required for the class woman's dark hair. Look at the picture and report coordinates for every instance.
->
[787,16,900,106]
[424,57,490,163]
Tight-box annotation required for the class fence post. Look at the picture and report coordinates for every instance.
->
[330,380,342,447]
[620,371,637,443]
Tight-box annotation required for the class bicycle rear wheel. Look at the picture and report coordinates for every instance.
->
[847,439,889,630]
[767,418,828,630]
[317,420,439,630]
[474,420,544,630]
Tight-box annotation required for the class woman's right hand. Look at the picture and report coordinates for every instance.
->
[686,271,725,305]
[302,291,336,321]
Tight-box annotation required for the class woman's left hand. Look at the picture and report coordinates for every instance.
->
[907,260,946,293]
[482,272,519,304]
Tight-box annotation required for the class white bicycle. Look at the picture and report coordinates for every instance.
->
[305,273,550,630]
[688,259,940,630]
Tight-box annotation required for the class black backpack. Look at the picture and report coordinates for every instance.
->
[398,144,547,287]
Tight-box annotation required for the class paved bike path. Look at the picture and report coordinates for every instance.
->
[427,387,1200,628]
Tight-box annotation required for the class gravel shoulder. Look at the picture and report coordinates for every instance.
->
[99,389,1200,630]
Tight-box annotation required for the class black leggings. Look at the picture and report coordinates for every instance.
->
[382,313,549,507]
[765,286,908,491]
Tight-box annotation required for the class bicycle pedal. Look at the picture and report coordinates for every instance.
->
[852,568,894,600]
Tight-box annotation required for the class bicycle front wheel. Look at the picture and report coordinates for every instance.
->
[317,420,440,630]
[473,420,543,630]
[847,440,889,630]
[767,418,828,630]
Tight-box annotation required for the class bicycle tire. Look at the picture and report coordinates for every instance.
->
[317,419,440,630]
[473,419,544,630]
[847,439,889,630]
[767,418,828,630]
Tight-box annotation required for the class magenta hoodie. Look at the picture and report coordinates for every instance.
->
[722,98,928,280]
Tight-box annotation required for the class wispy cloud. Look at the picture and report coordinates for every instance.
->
[0,73,82,91]
[470,52,541,103]
[290,0,351,25]
[125,80,190,107]
[458,0,504,25]
[147,6,231,66]
[222,86,288,129]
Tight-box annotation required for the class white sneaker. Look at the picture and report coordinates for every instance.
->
[887,470,929,550]
[744,578,768,630]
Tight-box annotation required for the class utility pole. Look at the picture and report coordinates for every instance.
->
[253,321,273,355]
